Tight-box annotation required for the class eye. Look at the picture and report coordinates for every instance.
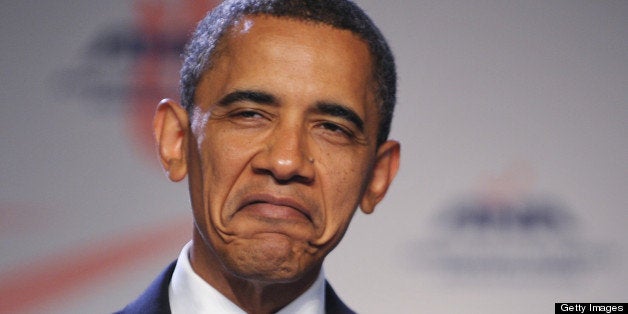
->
[320,122,347,134]
[225,108,271,128]
[233,110,263,119]
[317,121,356,141]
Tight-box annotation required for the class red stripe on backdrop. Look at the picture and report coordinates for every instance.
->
[0,217,190,313]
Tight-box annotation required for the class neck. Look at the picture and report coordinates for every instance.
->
[189,232,321,314]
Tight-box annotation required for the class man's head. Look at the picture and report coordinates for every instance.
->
[154,0,400,292]
[180,0,396,146]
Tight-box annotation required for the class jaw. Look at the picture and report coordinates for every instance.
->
[189,230,322,314]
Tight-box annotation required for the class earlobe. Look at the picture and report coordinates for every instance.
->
[154,98,189,182]
[360,140,400,214]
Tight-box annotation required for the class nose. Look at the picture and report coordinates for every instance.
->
[250,123,315,184]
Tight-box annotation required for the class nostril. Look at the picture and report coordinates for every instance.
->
[251,157,315,185]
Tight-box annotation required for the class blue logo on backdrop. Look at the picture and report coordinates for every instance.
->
[407,163,612,283]
[52,1,219,158]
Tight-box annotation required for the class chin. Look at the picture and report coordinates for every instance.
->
[222,234,318,283]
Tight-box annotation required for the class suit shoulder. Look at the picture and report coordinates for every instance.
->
[115,262,176,314]
[325,282,357,314]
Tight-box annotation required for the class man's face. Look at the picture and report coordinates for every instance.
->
[164,16,398,284]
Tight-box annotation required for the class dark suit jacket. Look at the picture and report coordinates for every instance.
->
[115,262,355,314]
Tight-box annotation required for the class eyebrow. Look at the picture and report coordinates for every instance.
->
[217,90,278,107]
[315,102,365,133]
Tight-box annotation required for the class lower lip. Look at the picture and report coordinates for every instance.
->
[240,203,309,222]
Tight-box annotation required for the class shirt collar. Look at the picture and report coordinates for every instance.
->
[168,241,326,314]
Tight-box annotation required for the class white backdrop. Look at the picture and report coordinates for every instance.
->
[1,1,626,313]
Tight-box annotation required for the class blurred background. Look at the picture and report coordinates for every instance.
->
[1,0,626,313]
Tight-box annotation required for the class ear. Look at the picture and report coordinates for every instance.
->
[154,98,189,182]
[360,140,400,214]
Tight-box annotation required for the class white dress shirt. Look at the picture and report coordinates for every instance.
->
[168,241,326,314]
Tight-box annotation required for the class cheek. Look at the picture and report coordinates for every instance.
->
[204,140,240,182]
[196,131,258,216]
[318,150,371,225]
[202,127,256,180]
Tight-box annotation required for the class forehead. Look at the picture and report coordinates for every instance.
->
[201,15,377,116]
[226,14,366,46]
[222,15,373,76]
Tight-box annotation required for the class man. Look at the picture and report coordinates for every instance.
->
[118,0,399,313]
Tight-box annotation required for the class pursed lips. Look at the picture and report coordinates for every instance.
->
[237,193,313,223]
